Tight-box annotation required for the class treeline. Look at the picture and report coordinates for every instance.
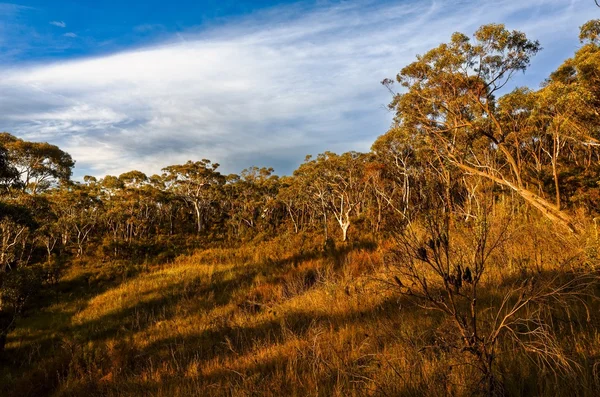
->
[1,20,600,379]
[0,146,375,265]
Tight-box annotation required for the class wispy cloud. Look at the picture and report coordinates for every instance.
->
[0,3,34,14]
[63,32,77,38]
[50,20,66,28]
[0,0,596,178]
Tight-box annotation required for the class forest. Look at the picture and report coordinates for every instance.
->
[1,20,600,396]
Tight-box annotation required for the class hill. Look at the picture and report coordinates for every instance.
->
[3,225,600,396]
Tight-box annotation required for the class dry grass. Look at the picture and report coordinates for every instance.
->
[2,223,600,396]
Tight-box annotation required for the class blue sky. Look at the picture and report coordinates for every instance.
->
[0,0,598,178]
[0,1,292,63]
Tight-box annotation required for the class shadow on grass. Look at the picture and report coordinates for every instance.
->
[269,238,377,270]
[11,241,600,397]
[37,294,408,397]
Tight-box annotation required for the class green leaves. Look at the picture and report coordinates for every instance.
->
[381,21,600,230]
[579,19,600,44]
[0,132,75,194]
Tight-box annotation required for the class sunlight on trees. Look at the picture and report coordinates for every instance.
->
[1,19,600,397]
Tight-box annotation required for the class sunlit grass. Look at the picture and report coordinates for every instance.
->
[2,227,600,396]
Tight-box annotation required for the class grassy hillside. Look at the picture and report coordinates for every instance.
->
[2,221,600,396]
[3,19,600,397]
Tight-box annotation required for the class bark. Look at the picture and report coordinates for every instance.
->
[193,201,202,233]
[341,220,350,242]
[455,162,577,233]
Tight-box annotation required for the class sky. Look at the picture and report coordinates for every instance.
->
[0,0,598,178]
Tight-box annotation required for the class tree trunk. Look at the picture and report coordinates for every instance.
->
[287,205,299,234]
[193,201,202,233]
[552,134,561,210]
[455,162,577,233]
[336,210,351,242]
[341,221,350,242]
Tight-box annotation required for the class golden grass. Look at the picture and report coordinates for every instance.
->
[2,226,600,396]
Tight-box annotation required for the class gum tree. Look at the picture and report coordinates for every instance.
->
[385,23,591,232]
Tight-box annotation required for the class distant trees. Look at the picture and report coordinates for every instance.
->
[0,22,596,252]
[162,160,226,234]
[278,175,310,234]
[49,185,100,257]
[292,152,369,241]
[371,125,436,219]
[225,167,281,238]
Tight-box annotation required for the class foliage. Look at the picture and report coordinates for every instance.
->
[0,19,600,397]
[0,132,74,194]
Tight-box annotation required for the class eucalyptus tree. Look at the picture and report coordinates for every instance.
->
[0,133,74,195]
[48,184,101,257]
[294,152,368,242]
[0,200,34,273]
[162,160,226,234]
[0,195,40,352]
[384,23,591,231]
[371,126,433,219]
[149,174,182,236]
[90,171,166,257]
[225,167,280,237]
[531,19,600,214]
[383,22,600,393]
[278,175,312,234]
[0,135,75,351]
[32,195,61,261]
[117,171,153,243]
[0,145,19,193]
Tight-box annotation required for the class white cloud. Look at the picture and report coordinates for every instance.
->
[0,0,596,178]
[63,32,77,38]
[50,20,66,28]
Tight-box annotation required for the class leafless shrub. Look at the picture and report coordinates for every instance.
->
[386,192,598,395]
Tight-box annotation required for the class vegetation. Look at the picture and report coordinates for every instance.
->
[1,21,600,396]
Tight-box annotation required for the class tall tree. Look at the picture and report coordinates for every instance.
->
[0,145,20,193]
[162,160,225,234]
[384,24,593,231]
[295,152,368,242]
[0,133,74,195]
